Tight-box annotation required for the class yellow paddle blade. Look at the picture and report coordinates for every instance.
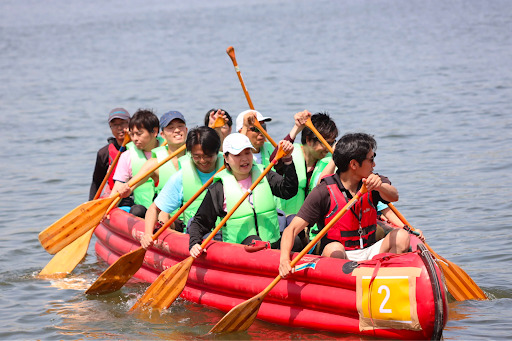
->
[130,256,194,312]
[39,228,95,277]
[386,203,487,301]
[427,245,487,300]
[210,116,226,129]
[39,197,115,254]
[85,247,147,295]
[210,291,266,333]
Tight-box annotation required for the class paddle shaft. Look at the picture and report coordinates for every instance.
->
[94,134,131,200]
[199,150,286,250]
[152,165,225,241]
[226,46,277,147]
[150,117,227,240]
[125,144,185,189]
[128,148,288,310]
[150,117,228,241]
[305,119,334,154]
[210,185,367,333]
[387,203,487,300]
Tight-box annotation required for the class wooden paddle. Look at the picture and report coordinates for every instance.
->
[85,165,226,295]
[210,184,367,333]
[38,144,186,254]
[129,145,289,312]
[39,135,131,277]
[211,115,226,129]
[226,46,277,147]
[306,118,487,301]
[39,197,121,277]
[387,203,487,301]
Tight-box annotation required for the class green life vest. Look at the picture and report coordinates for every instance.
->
[259,141,274,167]
[126,136,164,208]
[215,164,280,244]
[181,153,224,229]
[276,144,331,215]
[151,145,181,194]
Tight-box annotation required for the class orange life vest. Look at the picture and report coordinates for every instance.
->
[323,175,377,250]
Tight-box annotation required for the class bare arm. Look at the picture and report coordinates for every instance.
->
[279,216,309,278]
[363,174,399,202]
[140,203,161,249]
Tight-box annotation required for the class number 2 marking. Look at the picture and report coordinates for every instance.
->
[378,285,392,313]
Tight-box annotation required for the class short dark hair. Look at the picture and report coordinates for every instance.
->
[333,133,377,173]
[129,109,159,133]
[301,112,338,145]
[204,108,232,127]
[186,126,221,156]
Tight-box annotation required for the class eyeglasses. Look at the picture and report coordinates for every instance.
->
[248,122,266,134]
[191,153,216,162]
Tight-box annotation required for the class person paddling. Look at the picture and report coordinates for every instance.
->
[204,108,232,149]
[279,133,425,278]
[235,110,273,165]
[140,126,223,249]
[149,111,188,192]
[273,110,338,242]
[188,133,299,257]
[110,109,163,218]
[89,108,130,200]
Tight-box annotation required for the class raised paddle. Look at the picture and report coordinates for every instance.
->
[85,165,226,295]
[226,46,277,147]
[209,184,368,333]
[38,144,187,254]
[129,145,290,312]
[387,203,487,301]
[211,115,227,129]
[306,118,487,301]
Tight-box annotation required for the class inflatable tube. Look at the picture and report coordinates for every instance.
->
[94,208,447,339]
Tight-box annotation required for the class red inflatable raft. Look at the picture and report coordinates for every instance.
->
[94,208,448,339]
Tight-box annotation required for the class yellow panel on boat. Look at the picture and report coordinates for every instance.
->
[353,267,422,331]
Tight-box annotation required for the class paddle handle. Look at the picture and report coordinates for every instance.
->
[199,149,287,249]
[94,134,131,200]
[152,165,226,241]
[305,118,334,154]
[226,46,277,148]
[227,46,255,110]
[259,185,368,298]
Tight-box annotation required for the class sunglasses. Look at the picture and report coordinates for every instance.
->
[248,122,266,133]
[365,153,376,163]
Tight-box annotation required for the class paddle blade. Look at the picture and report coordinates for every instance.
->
[39,228,95,278]
[85,247,147,295]
[211,116,226,129]
[130,256,194,312]
[39,197,115,254]
[209,291,266,334]
[428,247,487,301]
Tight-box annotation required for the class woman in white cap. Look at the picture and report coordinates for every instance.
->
[188,133,299,257]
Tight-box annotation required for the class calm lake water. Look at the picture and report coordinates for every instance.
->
[1,0,511,339]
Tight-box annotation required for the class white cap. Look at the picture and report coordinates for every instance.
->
[235,110,272,132]
[223,133,257,155]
